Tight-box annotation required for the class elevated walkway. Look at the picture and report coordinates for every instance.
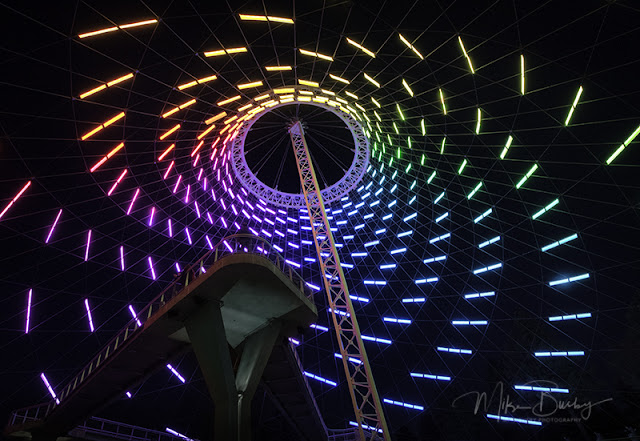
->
[5,235,322,441]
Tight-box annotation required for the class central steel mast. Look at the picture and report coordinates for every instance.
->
[288,121,390,441]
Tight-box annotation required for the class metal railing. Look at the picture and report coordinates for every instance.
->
[8,234,314,428]
[68,417,199,441]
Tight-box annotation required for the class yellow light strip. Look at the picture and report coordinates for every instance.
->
[217,95,241,106]
[265,65,292,71]
[439,88,447,115]
[80,112,125,140]
[297,96,312,102]
[298,79,319,87]
[345,37,376,58]
[159,124,180,140]
[239,14,294,24]
[280,97,295,103]
[299,48,333,62]
[78,19,158,39]
[355,103,365,112]
[399,34,424,60]
[254,94,270,101]
[457,36,475,74]
[161,98,196,118]
[371,97,381,108]
[237,81,263,89]
[345,91,359,100]
[197,125,216,140]
[238,103,253,112]
[205,112,227,125]
[336,97,347,104]
[330,74,350,84]
[204,47,247,57]
[224,115,238,125]
[80,73,134,99]
[321,89,335,96]
[177,75,217,90]
[363,73,380,88]
[274,88,295,94]
[402,78,414,97]
[298,90,314,95]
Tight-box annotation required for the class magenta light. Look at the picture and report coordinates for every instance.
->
[193,153,200,167]
[126,188,140,215]
[203,177,207,190]
[148,207,155,226]
[220,217,227,228]
[0,180,31,221]
[163,160,174,180]
[107,169,128,196]
[206,212,213,224]
[194,201,201,218]
[119,245,125,271]
[45,209,62,243]
[40,373,60,404]
[184,184,190,203]
[197,169,203,181]
[128,305,142,327]
[166,363,186,383]
[175,262,181,272]
[84,230,92,261]
[25,289,32,333]
[210,188,216,201]
[173,175,182,194]
[168,219,173,237]
[84,298,95,332]
[148,256,156,280]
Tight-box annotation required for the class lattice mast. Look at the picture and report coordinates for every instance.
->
[288,121,390,441]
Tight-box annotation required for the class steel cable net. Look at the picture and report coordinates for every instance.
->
[1,1,639,440]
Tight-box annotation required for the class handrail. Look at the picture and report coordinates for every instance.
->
[8,234,314,428]
[69,416,199,441]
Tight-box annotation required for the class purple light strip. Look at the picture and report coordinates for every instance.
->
[173,175,182,194]
[119,245,125,271]
[84,230,92,261]
[45,209,62,243]
[25,289,32,333]
[184,184,190,203]
[148,207,155,226]
[40,373,60,404]
[84,298,95,332]
[185,228,192,245]
[168,219,173,237]
[127,188,140,215]
[166,364,186,383]
[128,305,142,327]
[148,256,156,280]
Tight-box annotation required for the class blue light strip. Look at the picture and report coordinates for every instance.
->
[474,208,492,223]
[478,236,501,248]
[335,353,363,364]
[549,273,589,286]
[464,291,495,299]
[549,312,591,321]
[452,320,488,325]
[541,233,578,252]
[514,385,569,393]
[415,277,439,284]
[434,192,445,204]
[402,297,426,303]
[435,212,449,223]
[383,398,424,411]
[534,351,585,357]
[383,317,412,324]
[429,233,450,244]
[437,346,472,355]
[349,421,382,433]
[423,255,446,264]
[486,413,542,426]
[473,263,502,274]
[362,335,392,344]
[310,324,329,332]
[303,371,337,387]
[410,372,451,381]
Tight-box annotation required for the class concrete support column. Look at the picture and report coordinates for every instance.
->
[185,301,238,441]
[235,321,282,441]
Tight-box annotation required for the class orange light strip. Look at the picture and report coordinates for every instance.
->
[159,124,180,140]
[162,98,197,118]
[158,144,175,161]
[217,95,241,106]
[205,112,227,125]
[0,181,32,221]
[78,19,158,39]
[177,75,217,90]
[90,142,125,172]
[265,65,292,71]
[81,112,125,140]
[204,47,247,57]
[80,72,135,99]
[197,125,216,140]
[239,14,294,24]
[237,81,263,90]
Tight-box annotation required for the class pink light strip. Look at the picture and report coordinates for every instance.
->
[45,209,63,243]
[148,256,156,280]
[40,373,60,404]
[25,289,32,333]
[0,180,32,220]
[148,207,155,226]
[127,188,140,215]
[128,305,142,327]
[84,230,92,261]
[119,245,125,271]
[163,161,174,180]
[107,169,128,196]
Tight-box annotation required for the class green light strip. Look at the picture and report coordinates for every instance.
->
[515,163,539,189]
[458,158,468,175]
[606,123,640,165]
[500,135,513,159]
[564,86,583,126]
[467,181,483,199]
[532,198,559,219]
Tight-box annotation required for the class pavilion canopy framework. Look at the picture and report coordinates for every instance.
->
[0,1,639,440]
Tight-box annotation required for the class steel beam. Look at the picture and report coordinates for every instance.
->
[288,121,390,441]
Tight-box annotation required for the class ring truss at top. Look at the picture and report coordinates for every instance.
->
[231,95,370,208]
